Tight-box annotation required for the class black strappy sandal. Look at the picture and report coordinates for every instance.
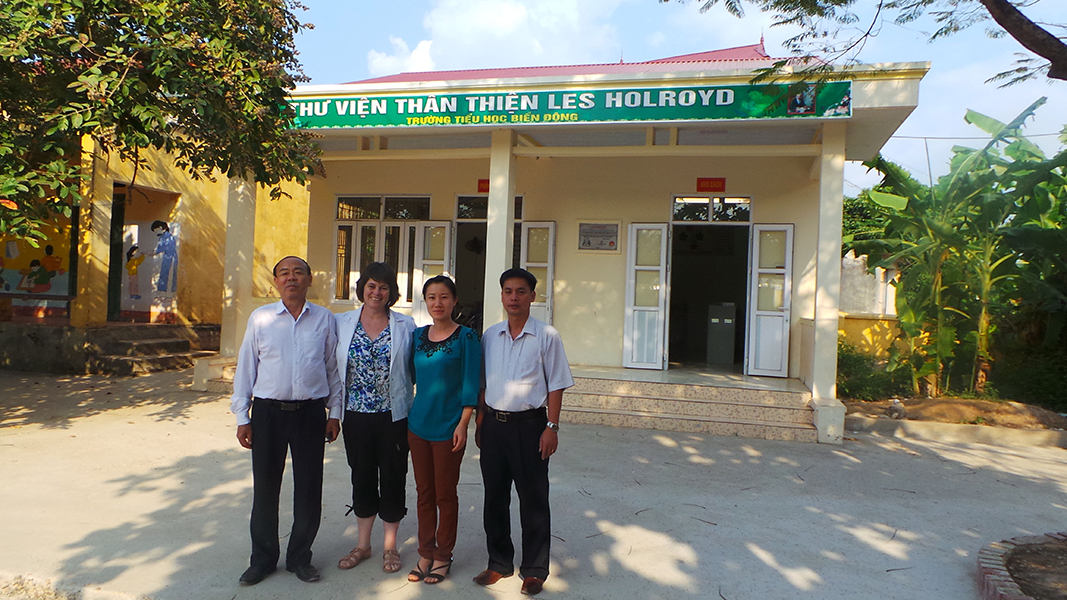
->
[407,558,431,582]
[423,560,452,584]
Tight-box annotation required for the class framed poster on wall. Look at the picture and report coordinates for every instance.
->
[577,221,621,254]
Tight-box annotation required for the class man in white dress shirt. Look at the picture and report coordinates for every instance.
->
[230,256,342,585]
[474,268,574,596]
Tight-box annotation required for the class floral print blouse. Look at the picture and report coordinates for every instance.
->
[345,321,392,413]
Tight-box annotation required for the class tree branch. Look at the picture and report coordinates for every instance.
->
[979,0,1067,80]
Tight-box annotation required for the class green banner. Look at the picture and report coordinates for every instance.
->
[291,81,851,129]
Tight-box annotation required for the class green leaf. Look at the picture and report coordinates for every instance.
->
[868,191,909,211]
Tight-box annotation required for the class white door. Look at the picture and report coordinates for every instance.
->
[412,221,453,326]
[624,223,669,370]
[520,222,556,324]
[745,224,793,377]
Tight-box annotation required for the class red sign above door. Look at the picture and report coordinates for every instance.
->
[478,179,490,193]
[697,178,726,193]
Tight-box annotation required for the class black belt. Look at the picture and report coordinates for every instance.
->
[254,397,325,411]
[484,405,546,423]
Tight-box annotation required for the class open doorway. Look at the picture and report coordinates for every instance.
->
[453,222,489,333]
[668,224,750,368]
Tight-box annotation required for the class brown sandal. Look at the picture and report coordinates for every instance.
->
[382,549,401,573]
[338,546,372,570]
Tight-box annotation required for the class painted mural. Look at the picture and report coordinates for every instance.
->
[121,220,180,317]
[0,220,74,315]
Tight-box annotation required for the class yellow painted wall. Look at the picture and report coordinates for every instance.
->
[305,150,822,372]
[253,180,313,299]
[838,313,901,358]
[73,139,229,324]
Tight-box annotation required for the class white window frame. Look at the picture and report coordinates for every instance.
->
[332,195,430,307]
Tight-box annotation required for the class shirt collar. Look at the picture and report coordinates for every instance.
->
[274,300,309,318]
[498,316,537,340]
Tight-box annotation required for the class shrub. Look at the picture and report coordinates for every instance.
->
[837,339,911,401]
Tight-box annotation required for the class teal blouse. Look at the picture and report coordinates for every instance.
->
[409,325,482,442]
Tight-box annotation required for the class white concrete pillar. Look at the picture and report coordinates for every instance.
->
[220,177,256,357]
[811,121,847,444]
[482,129,517,329]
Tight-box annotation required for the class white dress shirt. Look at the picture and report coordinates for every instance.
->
[334,307,416,422]
[482,316,574,412]
[230,301,343,426]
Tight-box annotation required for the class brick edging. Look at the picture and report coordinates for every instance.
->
[977,533,1067,600]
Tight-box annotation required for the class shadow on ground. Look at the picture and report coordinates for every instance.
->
[4,369,1067,599]
[0,370,217,429]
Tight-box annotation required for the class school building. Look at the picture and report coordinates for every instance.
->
[3,41,925,443]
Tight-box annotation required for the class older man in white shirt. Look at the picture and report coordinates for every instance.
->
[475,268,574,596]
[231,256,342,585]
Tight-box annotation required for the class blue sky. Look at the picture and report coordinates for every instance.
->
[293,0,1066,193]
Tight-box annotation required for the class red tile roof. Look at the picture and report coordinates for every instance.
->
[351,41,784,85]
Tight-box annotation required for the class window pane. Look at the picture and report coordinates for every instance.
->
[457,196,487,220]
[406,225,416,302]
[635,229,662,267]
[423,226,446,261]
[634,271,660,307]
[527,266,549,303]
[714,197,750,222]
[359,225,377,273]
[383,225,401,275]
[513,223,521,268]
[424,264,444,279]
[757,273,786,311]
[338,197,381,220]
[526,227,550,263]
[336,226,352,299]
[759,231,787,269]
[673,197,708,222]
[456,196,523,220]
[385,197,430,220]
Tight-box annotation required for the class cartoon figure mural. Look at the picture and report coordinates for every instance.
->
[1,221,73,313]
[150,220,178,293]
[126,245,145,299]
[41,245,62,274]
[17,253,63,290]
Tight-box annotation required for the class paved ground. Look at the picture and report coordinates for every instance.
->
[2,369,1066,600]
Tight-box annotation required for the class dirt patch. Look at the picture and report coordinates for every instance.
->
[1007,540,1067,600]
[845,397,1067,430]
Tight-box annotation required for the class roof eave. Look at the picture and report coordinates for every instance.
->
[293,61,930,97]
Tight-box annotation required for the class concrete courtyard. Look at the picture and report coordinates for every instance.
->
[2,368,1065,599]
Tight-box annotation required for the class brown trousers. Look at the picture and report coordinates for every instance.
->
[408,431,465,562]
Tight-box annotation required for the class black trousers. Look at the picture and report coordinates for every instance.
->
[249,398,326,571]
[479,407,551,580]
[341,410,409,523]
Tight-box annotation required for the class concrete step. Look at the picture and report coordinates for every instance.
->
[89,324,221,349]
[564,391,813,425]
[97,351,218,376]
[561,407,818,443]
[206,378,232,394]
[569,376,810,406]
[108,338,193,357]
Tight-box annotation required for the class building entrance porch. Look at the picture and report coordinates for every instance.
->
[563,364,816,443]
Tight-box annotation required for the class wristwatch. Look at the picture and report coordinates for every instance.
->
[546,421,560,432]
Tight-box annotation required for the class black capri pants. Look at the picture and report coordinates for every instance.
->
[341,410,409,523]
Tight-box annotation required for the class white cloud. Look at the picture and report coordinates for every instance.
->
[663,2,782,53]
[364,0,631,76]
[647,30,666,48]
[367,36,436,77]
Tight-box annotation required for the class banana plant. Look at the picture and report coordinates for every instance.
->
[848,98,1052,394]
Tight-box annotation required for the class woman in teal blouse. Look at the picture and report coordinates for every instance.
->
[406,275,481,585]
